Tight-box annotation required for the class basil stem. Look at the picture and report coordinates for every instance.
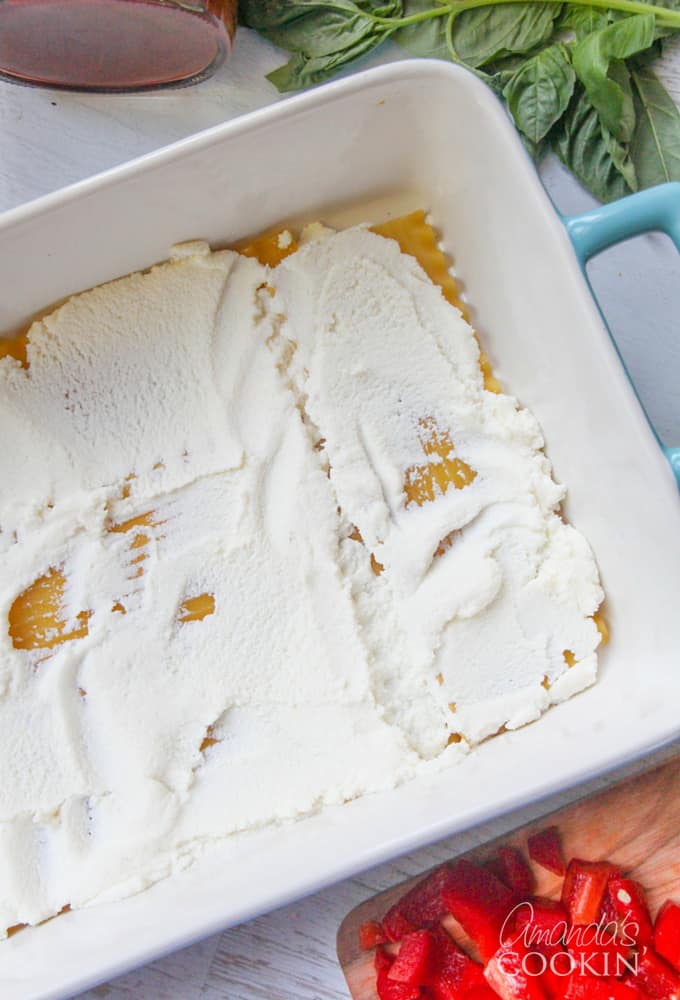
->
[371,0,680,31]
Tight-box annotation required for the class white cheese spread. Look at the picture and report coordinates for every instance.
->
[0,226,603,934]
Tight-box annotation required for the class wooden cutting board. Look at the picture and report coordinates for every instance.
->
[336,754,680,1000]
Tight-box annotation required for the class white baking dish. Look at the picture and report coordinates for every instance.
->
[1,60,679,1000]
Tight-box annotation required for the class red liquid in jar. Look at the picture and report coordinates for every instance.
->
[0,0,232,91]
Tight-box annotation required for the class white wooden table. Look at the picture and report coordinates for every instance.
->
[2,26,680,1000]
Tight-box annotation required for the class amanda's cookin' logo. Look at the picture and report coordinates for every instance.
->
[500,901,640,977]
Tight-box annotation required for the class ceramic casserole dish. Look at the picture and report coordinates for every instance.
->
[0,60,679,1000]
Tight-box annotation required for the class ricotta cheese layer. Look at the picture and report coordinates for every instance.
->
[0,226,603,934]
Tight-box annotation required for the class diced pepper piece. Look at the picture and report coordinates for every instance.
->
[377,947,394,975]
[514,939,571,998]
[556,972,598,1000]
[442,859,516,962]
[626,945,680,1000]
[359,920,387,950]
[600,891,619,937]
[607,880,652,946]
[377,970,422,999]
[602,981,646,1000]
[490,848,535,897]
[562,862,621,927]
[383,908,418,943]
[375,946,422,1000]
[383,866,459,941]
[561,975,644,1000]
[538,944,573,997]
[655,902,680,973]
[466,986,503,1000]
[559,974,645,1000]
[389,930,436,987]
[515,898,569,947]
[565,926,630,978]
[485,939,548,1000]
[557,973,627,1000]
[528,828,566,877]
[427,925,486,1000]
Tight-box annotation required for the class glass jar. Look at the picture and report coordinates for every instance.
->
[0,0,237,92]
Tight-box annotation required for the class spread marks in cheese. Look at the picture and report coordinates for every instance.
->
[0,214,604,937]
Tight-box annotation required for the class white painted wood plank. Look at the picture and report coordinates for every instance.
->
[657,36,680,101]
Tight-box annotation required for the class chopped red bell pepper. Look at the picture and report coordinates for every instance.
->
[375,946,423,1000]
[377,969,423,999]
[557,972,605,1000]
[441,859,515,962]
[565,925,631,978]
[606,880,652,946]
[466,986,504,1000]
[562,862,621,927]
[427,925,486,1000]
[512,903,571,997]
[490,848,535,898]
[369,838,678,1000]
[602,981,646,1000]
[626,945,680,1000]
[383,866,460,941]
[376,947,393,975]
[484,939,548,1000]
[528,828,566,877]
[515,898,569,948]
[558,974,643,1000]
[359,920,387,950]
[599,892,619,938]
[383,908,418,943]
[539,945,573,997]
[655,902,680,973]
[389,930,436,987]
[373,948,394,972]
[572,974,613,1000]
[512,939,571,998]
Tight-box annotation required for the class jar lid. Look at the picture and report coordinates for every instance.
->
[0,0,238,92]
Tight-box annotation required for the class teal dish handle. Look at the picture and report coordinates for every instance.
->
[563,182,680,488]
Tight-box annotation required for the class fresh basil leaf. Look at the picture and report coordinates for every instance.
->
[559,5,608,39]
[609,58,637,137]
[630,66,680,185]
[487,71,510,95]
[572,14,656,141]
[452,3,561,69]
[267,33,388,90]
[241,0,397,55]
[241,0,399,35]
[393,0,450,58]
[503,43,576,143]
[552,84,637,201]
[630,38,664,65]
[240,0,400,91]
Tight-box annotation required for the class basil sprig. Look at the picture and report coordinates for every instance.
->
[241,0,680,201]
